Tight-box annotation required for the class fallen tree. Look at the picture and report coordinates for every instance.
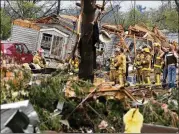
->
[1,68,178,133]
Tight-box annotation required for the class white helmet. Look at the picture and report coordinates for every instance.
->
[38,48,44,53]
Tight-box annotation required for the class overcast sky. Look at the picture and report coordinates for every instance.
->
[61,1,162,11]
[1,0,163,12]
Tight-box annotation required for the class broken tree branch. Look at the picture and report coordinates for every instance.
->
[42,2,57,17]
[6,0,23,18]
[94,0,106,23]
[66,84,101,119]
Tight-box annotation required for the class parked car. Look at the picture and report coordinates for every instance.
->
[1,41,33,64]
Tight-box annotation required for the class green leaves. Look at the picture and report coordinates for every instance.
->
[0,9,11,39]
[19,1,41,19]
[163,9,178,32]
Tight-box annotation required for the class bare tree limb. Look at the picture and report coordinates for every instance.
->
[99,5,120,21]
[6,0,23,18]
[4,7,13,18]
[42,1,57,17]
[16,1,24,18]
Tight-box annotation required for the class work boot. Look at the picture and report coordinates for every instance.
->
[155,74,161,86]
[125,82,130,87]
[135,83,140,86]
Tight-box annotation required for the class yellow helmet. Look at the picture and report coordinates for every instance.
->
[153,42,161,47]
[143,48,150,53]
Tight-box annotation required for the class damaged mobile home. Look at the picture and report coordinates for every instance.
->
[10,14,78,61]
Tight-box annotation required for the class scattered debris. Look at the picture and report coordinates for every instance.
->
[98,120,108,130]
[1,100,40,133]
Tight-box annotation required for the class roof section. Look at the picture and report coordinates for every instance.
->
[13,19,41,31]
[59,14,78,22]
[128,24,168,45]
[102,24,124,33]
[12,14,78,33]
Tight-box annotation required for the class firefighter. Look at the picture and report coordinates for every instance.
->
[109,54,117,82]
[33,48,46,68]
[141,47,152,85]
[69,57,79,73]
[153,42,163,85]
[134,48,143,85]
[114,48,126,87]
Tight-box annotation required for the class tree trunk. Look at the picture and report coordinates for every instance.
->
[174,0,179,12]
[57,0,61,15]
[78,0,96,83]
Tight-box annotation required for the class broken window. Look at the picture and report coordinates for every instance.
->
[41,33,52,50]
[51,36,64,57]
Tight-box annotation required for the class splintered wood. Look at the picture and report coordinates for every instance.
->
[13,19,41,31]
[64,77,126,100]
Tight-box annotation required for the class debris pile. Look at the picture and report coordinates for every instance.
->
[0,69,179,133]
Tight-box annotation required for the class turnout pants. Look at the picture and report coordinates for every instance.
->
[154,66,161,85]
[136,68,142,85]
[110,69,116,82]
[118,69,125,87]
[142,70,151,85]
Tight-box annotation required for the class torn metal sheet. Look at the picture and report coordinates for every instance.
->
[1,100,40,133]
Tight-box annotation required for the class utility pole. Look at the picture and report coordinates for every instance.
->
[78,0,96,83]
[57,0,61,15]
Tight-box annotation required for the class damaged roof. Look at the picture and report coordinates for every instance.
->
[102,24,124,33]
[128,24,169,46]
[13,14,78,34]
[59,14,78,22]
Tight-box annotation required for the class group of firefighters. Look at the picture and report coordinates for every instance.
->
[109,42,178,88]
[32,41,177,89]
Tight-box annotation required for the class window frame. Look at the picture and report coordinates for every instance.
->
[15,43,23,54]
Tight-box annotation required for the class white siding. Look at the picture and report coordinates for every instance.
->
[104,34,119,58]
[11,25,39,52]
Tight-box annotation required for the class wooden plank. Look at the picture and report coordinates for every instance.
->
[141,124,178,133]
[134,34,136,57]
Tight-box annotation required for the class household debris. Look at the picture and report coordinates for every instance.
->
[1,100,40,133]
[1,0,179,132]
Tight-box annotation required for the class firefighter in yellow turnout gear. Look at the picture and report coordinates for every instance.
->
[69,57,79,73]
[109,54,117,83]
[134,49,143,85]
[153,43,163,85]
[141,48,152,85]
[33,48,46,68]
[114,48,126,87]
